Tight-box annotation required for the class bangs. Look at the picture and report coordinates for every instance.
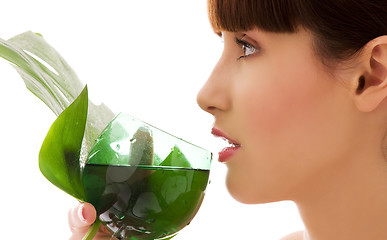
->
[207,0,300,34]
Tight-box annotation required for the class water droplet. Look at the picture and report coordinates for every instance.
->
[209,180,212,184]
[187,221,191,226]
[116,144,121,150]
[130,138,136,143]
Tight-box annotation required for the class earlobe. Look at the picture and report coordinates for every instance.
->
[354,36,387,112]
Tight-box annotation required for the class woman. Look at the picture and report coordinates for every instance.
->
[69,1,387,239]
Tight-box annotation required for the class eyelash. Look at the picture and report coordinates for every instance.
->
[235,37,257,60]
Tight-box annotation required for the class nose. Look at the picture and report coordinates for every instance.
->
[197,56,232,115]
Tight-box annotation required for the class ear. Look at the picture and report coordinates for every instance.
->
[354,36,387,112]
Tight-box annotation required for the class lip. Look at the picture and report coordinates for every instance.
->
[211,128,241,163]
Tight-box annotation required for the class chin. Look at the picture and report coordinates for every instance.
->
[229,190,286,205]
[226,178,265,204]
[225,175,285,204]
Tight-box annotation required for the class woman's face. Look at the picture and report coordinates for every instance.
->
[197,29,360,204]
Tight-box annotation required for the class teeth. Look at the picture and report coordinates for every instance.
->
[213,135,241,149]
[227,139,240,147]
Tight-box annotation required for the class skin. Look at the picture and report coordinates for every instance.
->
[197,28,387,239]
[69,28,387,240]
[68,203,112,240]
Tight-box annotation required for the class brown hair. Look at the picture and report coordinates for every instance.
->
[207,0,387,61]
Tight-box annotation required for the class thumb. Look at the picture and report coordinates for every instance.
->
[68,202,96,239]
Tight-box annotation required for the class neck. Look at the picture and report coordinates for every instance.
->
[294,154,387,240]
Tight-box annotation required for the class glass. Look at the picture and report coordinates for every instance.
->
[83,113,212,240]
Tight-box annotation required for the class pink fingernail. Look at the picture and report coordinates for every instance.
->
[78,204,87,223]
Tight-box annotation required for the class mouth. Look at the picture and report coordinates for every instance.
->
[211,127,241,163]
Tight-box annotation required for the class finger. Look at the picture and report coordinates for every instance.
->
[68,203,114,240]
[68,203,96,234]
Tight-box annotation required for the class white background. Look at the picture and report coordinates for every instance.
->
[0,0,304,239]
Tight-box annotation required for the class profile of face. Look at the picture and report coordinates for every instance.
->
[197,28,371,204]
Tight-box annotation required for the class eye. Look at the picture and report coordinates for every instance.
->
[235,37,257,60]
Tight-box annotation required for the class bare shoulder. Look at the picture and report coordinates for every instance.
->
[279,230,305,240]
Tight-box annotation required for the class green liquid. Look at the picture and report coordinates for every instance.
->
[83,164,210,240]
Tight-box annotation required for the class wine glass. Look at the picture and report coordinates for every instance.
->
[82,113,212,240]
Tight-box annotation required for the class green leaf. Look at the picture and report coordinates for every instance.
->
[0,31,82,115]
[39,86,88,201]
[82,219,101,240]
[8,31,84,104]
[0,31,115,165]
[160,146,192,168]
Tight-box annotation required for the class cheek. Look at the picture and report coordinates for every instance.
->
[227,63,349,202]
[240,64,334,148]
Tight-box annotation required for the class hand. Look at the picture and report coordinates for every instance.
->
[68,202,113,240]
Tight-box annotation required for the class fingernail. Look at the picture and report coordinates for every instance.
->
[78,204,87,223]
